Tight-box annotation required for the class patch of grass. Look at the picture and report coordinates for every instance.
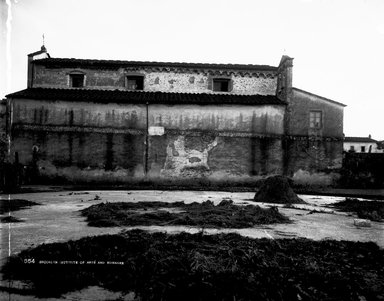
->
[332,198,384,221]
[81,200,289,228]
[2,230,383,300]
[0,199,39,214]
[1,216,23,223]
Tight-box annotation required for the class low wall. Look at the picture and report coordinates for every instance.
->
[283,139,343,174]
[339,153,384,188]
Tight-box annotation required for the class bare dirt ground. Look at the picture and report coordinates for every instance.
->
[0,190,383,300]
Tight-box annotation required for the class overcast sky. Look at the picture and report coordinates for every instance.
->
[1,0,383,139]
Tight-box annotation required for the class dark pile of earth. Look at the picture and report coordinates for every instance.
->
[254,175,306,204]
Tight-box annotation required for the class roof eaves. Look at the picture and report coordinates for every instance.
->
[6,88,287,106]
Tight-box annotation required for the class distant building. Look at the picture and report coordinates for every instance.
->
[3,46,346,185]
[343,136,382,153]
[378,141,384,151]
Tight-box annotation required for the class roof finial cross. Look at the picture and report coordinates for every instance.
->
[41,34,47,51]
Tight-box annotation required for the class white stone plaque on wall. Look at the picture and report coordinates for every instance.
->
[148,126,165,136]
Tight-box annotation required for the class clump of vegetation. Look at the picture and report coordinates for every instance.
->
[0,199,39,214]
[81,200,289,228]
[332,198,384,221]
[1,216,23,223]
[2,230,383,300]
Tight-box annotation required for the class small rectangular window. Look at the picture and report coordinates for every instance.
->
[361,146,365,153]
[350,145,355,151]
[213,78,231,92]
[309,111,322,129]
[126,76,144,90]
[70,74,84,88]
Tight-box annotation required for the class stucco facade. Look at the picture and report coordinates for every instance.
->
[4,46,346,186]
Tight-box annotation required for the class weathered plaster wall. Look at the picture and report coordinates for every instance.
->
[32,65,277,95]
[10,98,286,183]
[147,135,283,180]
[149,104,285,134]
[11,130,146,181]
[13,99,147,129]
[11,98,147,180]
[207,136,283,177]
[12,101,284,134]
[146,104,284,180]
[288,89,344,138]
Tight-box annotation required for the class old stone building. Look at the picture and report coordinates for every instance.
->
[4,46,345,186]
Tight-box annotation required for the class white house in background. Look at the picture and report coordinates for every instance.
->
[343,135,383,153]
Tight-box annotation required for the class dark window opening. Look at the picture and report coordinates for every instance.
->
[350,145,355,151]
[309,111,322,129]
[70,74,84,88]
[126,76,144,90]
[361,146,366,153]
[213,78,231,92]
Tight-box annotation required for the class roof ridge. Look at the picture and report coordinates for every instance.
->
[33,57,278,70]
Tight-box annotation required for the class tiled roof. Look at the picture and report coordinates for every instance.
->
[344,136,377,143]
[6,88,286,106]
[33,58,278,72]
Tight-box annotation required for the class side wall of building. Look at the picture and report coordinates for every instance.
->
[288,89,343,138]
[32,65,277,95]
[10,98,285,184]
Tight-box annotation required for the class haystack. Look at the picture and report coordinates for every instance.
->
[253,175,306,204]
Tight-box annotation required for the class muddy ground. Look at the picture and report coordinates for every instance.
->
[0,190,383,300]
